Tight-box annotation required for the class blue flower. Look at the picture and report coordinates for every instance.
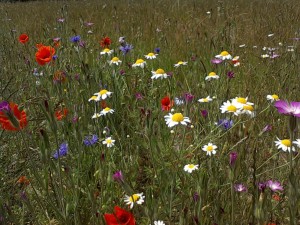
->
[83,134,98,146]
[217,119,234,130]
[154,47,160,54]
[70,35,81,43]
[53,142,68,159]
[119,44,133,55]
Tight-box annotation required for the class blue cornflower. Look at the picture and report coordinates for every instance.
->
[70,35,81,43]
[216,119,234,130]
[119,44,133,55]
[53,142,68,159]
[83,134,98,146]
[154,47,160,54]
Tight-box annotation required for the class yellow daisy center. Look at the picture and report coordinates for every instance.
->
[227,105,237,112]
[147,53,154,56]
[172,113,184,122]
[281,139,291,147]
[112,57,119,62]
[104,107,111,112]
[136,59,144,64]
[99,89,108,95]
[272,94,279,100]
[156,68,165,74]
[129,194,140,202]
[188,164,195,169]
[106,139,112,144]
[220,51,229,56]
[203,98,209,102]
[209,72,216,76]
[103,48,110,52]
[237,97,247,104]
[177,61,183,64]
[90,96,97,100]
[243,105,254,111]
[206,146,213,151]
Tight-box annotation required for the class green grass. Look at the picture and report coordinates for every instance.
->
[0,0,300,224]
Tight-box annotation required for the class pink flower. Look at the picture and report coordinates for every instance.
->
[274,100,300,117]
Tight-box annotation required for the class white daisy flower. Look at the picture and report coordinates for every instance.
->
[132,59,146,68]
[198,96,213,103]
[100,48,113,55]
[88,95,99,102]
[151,68,168,79]
[205,72,219,81]
[215,51,232,60]
[202,143,217,156]
[220,101,241,116]
[102,137,115,148]
[153,221,165,225]
[109,57,122,66]
[274,138,295,152]
[184,164,199,173]
[231,97,254,109]
[124,193,145,209]
[174,61,188,67]
[145,52,158,59]
[293,139,300,148]
[93,89,112,100]
[241,104,255,117]
[92,113,101,119]
[164,112,191,128]
[266,94,279,102]
[100,107,115,116]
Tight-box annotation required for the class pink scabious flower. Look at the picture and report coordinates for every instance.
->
[274,100,300,117]
[266,180,284,192]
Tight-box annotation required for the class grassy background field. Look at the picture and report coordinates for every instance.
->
[0,0,300,224]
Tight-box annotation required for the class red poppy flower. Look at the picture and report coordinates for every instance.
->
[0,102,28,131]
[55,108,68,121]
[161,96,173,111]
[19,34,29,44]
[35,45,56,66]
[100,36,111,48]
[104,206,135,225]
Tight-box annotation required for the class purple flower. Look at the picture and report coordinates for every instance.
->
[154,47,160,54]
[52,55,58,60]
[70,35,81,43]
[266,180,284,192]
[53,142,68,159]
[184,93,195,103]
[119,69,126,76]
[135,92,143,100]
[259,124,272,136]
[258,182,267,192]
[274,100,300,117]
[0,101,10,112]
[113,170,124,183]
[84,22,94,26]
[217,119,234,130]
[211,58,223,64]
[53,37,61,42]
[119,44,133,55]
[200,109,208,118]
[83,134,98,146]
[193,192,200,202]
[234,183,247,192]
[227,71,235,79]
[270,53,280,59]
[229,152,238,167]
[57,18,65,23]
[79,40,86,48]
[191,55,197,61]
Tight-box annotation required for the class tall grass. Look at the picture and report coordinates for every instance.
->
[0,0,300,224]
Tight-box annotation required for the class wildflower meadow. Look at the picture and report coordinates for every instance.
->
[1,0,300,224]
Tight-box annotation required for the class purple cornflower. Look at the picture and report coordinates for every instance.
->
[234,183,247,192]
[211,58,223,64]
[135,92,144,100]
[154,47,160,54]
[52,55,58,60]
[229,152,238,167]
[184,93,195,103]
[70,35,81,43]
[266,180,284,192]
[113,170,124,183]
[53,142,68,159]
[217,119,234,130]
[119,44,133,55]
[274,100,300,117]
[227,71,235,79]
[200,109,208,118]
[258,182,267,192]
[0,101,10,112]
[83,134,98,146]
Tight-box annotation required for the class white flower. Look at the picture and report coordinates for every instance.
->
[100,48,113,55]
[215,51,232,60]
[198,96,213,103]
[92,113,101,119]
[241,104,255,117]
[88,95,99,102]
[231,97,254,109]
[109,57,122,65]
[124,193,145,209]
[239,44,246,48]
[93,89,112,100]
[220,101,241,116]
[232,56,240,67]
[100,107,115,116]
[202,143,217,156]
[293,139,300,148]
[261,54,270,58]
[174,61,188,67]
[268,33,274,37]
[102,137,115,148]
[274,138,295,152]
[151,68,168,79]
[205,72,219,81]
[164,113,191,128]
[145,52,158,59]
[132,59,146,68]
[153,221,165,225]
[184,164,199,173]
[266,94,279,102]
